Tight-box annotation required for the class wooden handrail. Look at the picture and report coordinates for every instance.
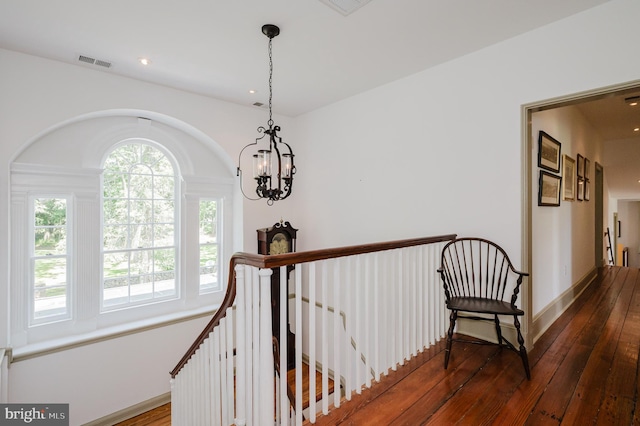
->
[170,233,456,378]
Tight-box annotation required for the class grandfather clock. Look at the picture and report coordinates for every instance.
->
[257,221,297,369]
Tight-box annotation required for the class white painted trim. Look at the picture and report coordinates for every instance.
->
[531,267,596,343]
[11,306,215,362]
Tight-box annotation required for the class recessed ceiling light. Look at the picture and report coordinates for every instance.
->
[249,89,256,94]
[139,58,151,66]
[634,127,640,132]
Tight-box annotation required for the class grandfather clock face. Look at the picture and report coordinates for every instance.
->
[269,232,290,255]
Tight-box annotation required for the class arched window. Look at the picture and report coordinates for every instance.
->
[102,143,178,309]
[10,113,236,352]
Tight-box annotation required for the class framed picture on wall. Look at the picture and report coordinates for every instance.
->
[577,178,584,201]
[584,157,590,180]
[538,170,561,206]
[538,131,561,173]
[562,155,575,201]
[584,179,590,201]
[577,154,584,178]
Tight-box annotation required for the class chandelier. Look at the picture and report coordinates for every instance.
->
[238,24,295,205]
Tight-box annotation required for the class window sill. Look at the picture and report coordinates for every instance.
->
[11,305,217,363]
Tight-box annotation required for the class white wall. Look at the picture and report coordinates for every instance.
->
[290,0,639,329]
[8,317,210,425]
[2,0,640,422]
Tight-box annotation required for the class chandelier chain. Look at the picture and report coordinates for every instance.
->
[268,37,274,128]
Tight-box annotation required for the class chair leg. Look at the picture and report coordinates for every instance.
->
[493,314,504,346]
[445,310,457,369]
[514,315,531,380]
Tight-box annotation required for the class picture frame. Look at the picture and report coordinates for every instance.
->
[562,155,575,201]
[538,131,561,173]
[538,170,561,206]
[577,154,584,178]
[577,178,584,201]
[584,157,590,180]
[584,179,590,201]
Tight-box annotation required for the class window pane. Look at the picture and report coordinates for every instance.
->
[32,197,69,324]
[154,224,174,246]
[130,274,154,303]
[154,176,174,199]
[103,252,129,278]
[103,173,128,199]
[154,200,174,223]
[130,200,152,223]
[103,198,128,224]
[104,225,130,250]
[199,200,220,292]
[130,224,153,248]
[35,198,66,226]
[33,257,67,319]
[34,227,67,255]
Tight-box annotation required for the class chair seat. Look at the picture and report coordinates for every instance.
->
[447,296,524,316]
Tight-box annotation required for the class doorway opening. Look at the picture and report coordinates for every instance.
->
[523,79,640,348]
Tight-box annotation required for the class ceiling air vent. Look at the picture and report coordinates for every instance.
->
[318,0,373,16]
[77,54,112,68]
[253,102,265,107]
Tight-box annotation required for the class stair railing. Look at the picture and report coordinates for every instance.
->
[170,233,456,425]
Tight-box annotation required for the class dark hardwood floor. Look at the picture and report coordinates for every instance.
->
[119,266,640,425]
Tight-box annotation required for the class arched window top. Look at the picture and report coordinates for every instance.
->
[104,141,176,177]
[14,112,234,180]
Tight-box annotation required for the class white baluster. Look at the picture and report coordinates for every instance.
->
[333,259,341,409]
[309,261,317,422]
[321,261,329,414]
[363,254,371,389]
[252,267,260,426]
[295,264,303,425]
[279,265,288,423]
[225,307,235,423]
[373,252,381,382]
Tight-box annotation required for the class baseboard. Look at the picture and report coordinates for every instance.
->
[83,392,170,426]
[531,266,597,343]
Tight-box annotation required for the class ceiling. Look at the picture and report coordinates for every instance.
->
[1,0,638,198]
[0,0,611,117]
